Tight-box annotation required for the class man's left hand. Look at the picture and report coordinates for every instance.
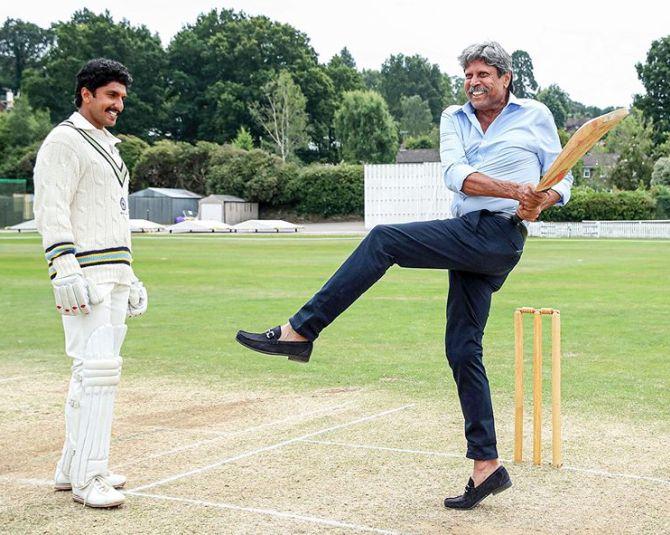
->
[518,184,550,210]
[127,280,148,317]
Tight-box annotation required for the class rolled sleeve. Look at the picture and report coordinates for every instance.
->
[440,109,477,193]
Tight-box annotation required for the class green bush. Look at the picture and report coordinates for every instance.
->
[206,146,297,206]
[290,164,363,216]
[542,187,656,221]
[652,185,670,219]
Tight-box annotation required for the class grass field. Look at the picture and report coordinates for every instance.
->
[1,233,669,533]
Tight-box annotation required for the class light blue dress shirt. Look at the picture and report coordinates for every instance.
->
[440,93,573,217]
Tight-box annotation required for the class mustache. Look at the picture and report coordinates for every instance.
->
[468,86,488,95]
[105,107,122,114]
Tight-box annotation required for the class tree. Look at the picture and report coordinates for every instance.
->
[380,54,446,122]
[361,69,382,92]
[450,76,468,105]
[606,108,655,189]
[0,95,51,155]
[651,157,670,187]
[634,35,670,144]
[511,50,538,98]
[536,84,571,128]
[250,71,309,162]
[334,90,398,164]
[0,18,52,92]
[166,9,335,155]
[399,95,433,137]
[326,47,364,99]
[21,9,168,139]
[232,126,254,150]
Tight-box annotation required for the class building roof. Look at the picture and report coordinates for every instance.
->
[395,149,440,164]
[200,194,248,203]
[130,187,202,199]
[582,152,619,168]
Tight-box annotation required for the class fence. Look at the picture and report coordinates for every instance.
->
[528,220,670,239]
[364,163,453,229]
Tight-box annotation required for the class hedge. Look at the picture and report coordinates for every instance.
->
[289,164,364,217]
[542,187,656,221]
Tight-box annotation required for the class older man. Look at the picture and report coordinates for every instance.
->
[237,41,572,509]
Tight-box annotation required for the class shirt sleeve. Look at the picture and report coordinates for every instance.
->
[33,140,84,278]
[536,108,574,206]
[439,109,478,193]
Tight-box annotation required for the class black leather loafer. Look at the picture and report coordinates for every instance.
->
[443,465,512,510]
[236,326,313,363]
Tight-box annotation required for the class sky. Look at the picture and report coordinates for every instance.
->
[3,0,668,109]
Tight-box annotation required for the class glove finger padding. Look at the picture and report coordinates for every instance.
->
[72,282,90,315]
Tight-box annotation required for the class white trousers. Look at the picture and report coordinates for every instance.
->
[56,283,130,488]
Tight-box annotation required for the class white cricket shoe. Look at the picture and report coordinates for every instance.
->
[54,468,127,491]
[72,476,125,508]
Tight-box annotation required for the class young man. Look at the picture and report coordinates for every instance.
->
[236,41,572,509]
[34,58,147,508]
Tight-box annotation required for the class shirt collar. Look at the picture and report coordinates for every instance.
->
[67,112,122,145]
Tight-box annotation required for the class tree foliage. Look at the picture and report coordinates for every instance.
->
[334,90,398,164]
[605,108,655,189]
[166,9,335,154]
[251,71,309,162]
[635,35,670,143]
[651,157,670,187]
[232,126,254,151]
[380,54,445,122]
[399,95,433,137]
[511,50,538,98]
[326,47,364,100]
[536,84,571,128]
[132,140,218,193]
[206,145,296,205]
[22,9,167,139]
[0,18,52,92]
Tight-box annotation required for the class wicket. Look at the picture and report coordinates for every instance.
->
[513,307,562,468]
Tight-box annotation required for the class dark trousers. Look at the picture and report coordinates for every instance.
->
[290,210,526,460]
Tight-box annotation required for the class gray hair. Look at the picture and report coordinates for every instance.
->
[458,41,513,77]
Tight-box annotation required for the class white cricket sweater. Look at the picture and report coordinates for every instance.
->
[34,112,135,285]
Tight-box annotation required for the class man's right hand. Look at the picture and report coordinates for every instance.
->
[52,273,102,315]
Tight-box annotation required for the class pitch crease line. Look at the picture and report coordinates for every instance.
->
[0,376,27,384]
[113,400,356,470]
[129,404,413,493]
[301,439,670,485]
[128,492,401,535]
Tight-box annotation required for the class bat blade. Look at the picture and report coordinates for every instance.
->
[536,108,629,192]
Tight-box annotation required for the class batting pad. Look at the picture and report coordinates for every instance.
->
[69,324,126,488]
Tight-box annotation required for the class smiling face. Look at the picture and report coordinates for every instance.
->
[78,81,127,129]
[463,59,511,113]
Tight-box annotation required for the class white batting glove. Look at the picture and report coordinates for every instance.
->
[52,273,102,316]
[127,280,148,317]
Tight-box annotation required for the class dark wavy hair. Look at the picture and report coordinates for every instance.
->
[74,58,132,107]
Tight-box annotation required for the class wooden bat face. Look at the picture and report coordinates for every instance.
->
[536,108,629,192]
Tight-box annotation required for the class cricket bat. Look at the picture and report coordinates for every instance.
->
[536,107,629,192]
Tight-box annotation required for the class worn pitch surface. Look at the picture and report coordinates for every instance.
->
[1,371,668,534]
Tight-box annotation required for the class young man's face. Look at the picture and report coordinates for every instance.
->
[79,81,127,129]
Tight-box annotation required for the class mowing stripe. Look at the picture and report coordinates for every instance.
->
[128,404,413,493]
[113,400,357,470]
[301,439,670,486]
[128,491,401,535]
